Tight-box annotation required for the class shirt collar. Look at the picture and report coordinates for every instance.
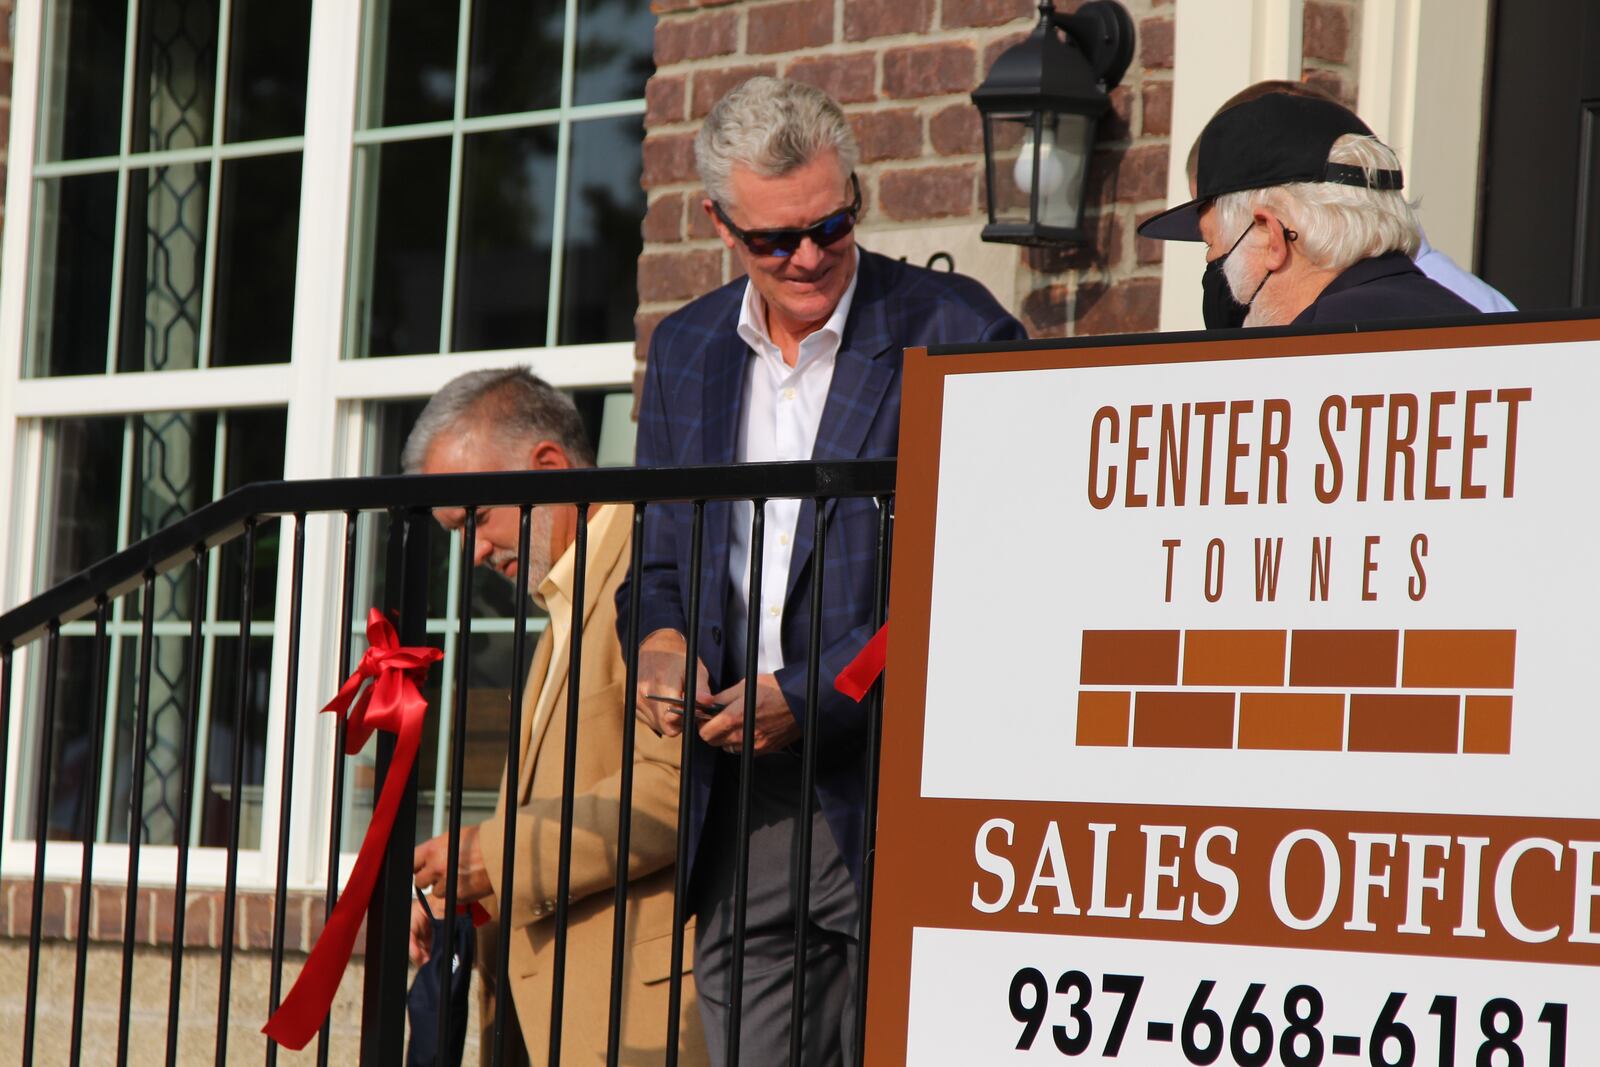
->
[535,502,625,613]
[735,245,861,366]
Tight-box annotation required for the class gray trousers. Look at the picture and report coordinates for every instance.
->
[692,752,859,1067]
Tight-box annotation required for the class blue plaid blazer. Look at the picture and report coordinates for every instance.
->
[618,248,1027,884]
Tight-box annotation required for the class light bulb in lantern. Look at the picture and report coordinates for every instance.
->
[1014,128,1066,197]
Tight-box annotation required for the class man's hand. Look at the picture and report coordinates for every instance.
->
[636,628,710,738]
[409,894,443,966]
[412,823,492,903]
[699,673,800,754]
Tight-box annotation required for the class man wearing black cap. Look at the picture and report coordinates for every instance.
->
[1140,92,1480,329]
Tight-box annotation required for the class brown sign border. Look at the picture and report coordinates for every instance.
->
[863,316,1600,1065]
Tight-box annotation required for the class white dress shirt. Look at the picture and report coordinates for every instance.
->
[727,250,861,676]
[1414,231,1517,313]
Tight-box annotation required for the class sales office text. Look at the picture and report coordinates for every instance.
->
[971,821,1600,947]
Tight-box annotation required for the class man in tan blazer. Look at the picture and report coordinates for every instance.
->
[403,367,705,1067]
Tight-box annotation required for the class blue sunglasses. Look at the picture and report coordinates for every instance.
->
[712,174,861,258]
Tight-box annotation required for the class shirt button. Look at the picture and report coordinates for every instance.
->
[768,605,781,618]
[779,533,790,546]
[782,387,797,401]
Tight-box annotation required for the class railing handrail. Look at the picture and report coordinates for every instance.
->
[0,458,898,649]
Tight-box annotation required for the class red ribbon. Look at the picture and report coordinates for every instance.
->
[263,608,442,1050]
[835,622,889,702]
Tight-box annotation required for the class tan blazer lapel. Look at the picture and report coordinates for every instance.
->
[517,625,558,804]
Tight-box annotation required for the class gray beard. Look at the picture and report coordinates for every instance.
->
[486,505,556,597]
[1224,249,1294,328]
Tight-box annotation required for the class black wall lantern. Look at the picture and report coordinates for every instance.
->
[971,0,1135,246]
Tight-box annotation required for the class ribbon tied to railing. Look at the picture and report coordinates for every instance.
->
[263,608,443,1050]
[835,621,889,702]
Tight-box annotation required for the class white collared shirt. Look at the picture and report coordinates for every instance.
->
[727,249,860,675]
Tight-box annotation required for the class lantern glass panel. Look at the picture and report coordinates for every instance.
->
[1036,111,1093,230]
[983,109,1035,225]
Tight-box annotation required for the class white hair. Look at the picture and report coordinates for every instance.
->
[694,76,860,207]
[1214,134,1421,273]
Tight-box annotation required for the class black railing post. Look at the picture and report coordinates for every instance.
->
[360,509,429,1067]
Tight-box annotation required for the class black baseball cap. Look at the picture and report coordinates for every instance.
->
[1137,92,1403,242]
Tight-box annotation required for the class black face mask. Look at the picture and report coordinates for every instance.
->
[1201,221,1299,329]
[1201,223,1256,330]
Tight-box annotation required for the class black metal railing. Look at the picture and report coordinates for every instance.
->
[0,459,896,1067]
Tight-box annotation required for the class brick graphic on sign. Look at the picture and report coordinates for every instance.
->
[1076,629,1516,754]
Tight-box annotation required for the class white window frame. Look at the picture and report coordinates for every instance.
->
[0,0,637,894]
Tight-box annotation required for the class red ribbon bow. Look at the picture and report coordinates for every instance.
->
[263,609,443,1050]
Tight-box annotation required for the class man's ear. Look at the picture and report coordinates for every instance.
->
[528,439,573,471]
[1255,208,1292,272]
[702,197,738,251]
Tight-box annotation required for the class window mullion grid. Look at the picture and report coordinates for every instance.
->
[101,0,143,375]
[543,0,583,348]
[93,416,141,842]
[432,528,465,838]
[195,0,237,371]
[436,0,476,355]
[186,413,232,847]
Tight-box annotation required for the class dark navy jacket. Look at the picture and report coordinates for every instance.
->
[1292,251,1481,325]
[617,248,1026,886]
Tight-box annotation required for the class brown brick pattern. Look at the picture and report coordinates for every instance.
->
[1077,629,1517,754]
[0,879,350,954]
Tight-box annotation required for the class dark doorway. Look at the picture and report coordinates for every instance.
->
[1478,0,1600,309]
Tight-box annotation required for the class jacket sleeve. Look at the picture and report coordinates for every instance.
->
[477,695,684,930]
[616,330,689,646]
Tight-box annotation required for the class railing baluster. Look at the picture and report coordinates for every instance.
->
[318,510,360,1067]
[216,520,259,1067]
[167,545,211,1067]
[440,509,478,1063]
[361,508,429,1067]
[605,503,648,1067]
[491,504,534,1067]
[22,620,62,1067]
[266,515,308,1065]
[664,500,706,1067]
[115,577,159,1067]
[547,504,590,1067]
[69,599,112,1066]
[852,494,894,1064]
[789,500,831,1066]
[725,499,766,1066]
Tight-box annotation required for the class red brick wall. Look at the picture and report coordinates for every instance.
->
[638,0,1180,353]
[1301,0,1362,107]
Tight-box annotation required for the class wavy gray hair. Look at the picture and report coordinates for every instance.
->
[401,366,594,473]
[694,75,860,208]
[1213,134,1421,274]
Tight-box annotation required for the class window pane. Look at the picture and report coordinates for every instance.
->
[225,0,312,142]
[560,115,645,345]
[117,162,211,373]
[213,408,289,621]
[39,416,127,588]
[366,0,460,128]
[466,2,563,118]
[210,153,301,366]
[353,138,451,357]
[198,633,273,849]
[453,126,558,352]
[30,173,118,377]
[42,0,128,160]
[16,634,106,843]
[573,0,653,107]
[134,0,221,153]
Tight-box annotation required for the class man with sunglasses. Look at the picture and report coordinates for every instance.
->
[619,76,1025,1065]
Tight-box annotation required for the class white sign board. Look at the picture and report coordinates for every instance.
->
[865,320,1600,1067]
